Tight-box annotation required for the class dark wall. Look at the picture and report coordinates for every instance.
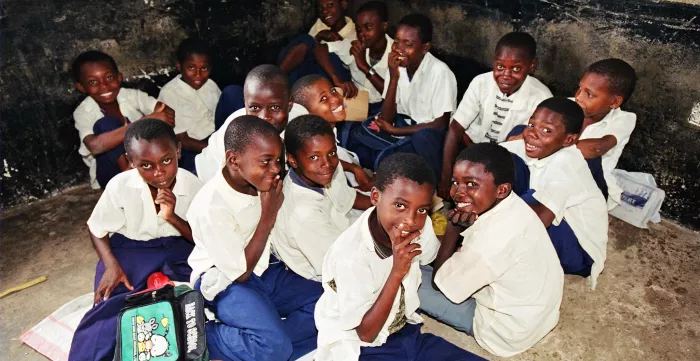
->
[3,0,700,229]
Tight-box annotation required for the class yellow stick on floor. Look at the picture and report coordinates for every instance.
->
[0,276,47,299]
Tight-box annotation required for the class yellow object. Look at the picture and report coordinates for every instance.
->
[0,276,47,299]
[161,317,169,328]
[432,212,448,236]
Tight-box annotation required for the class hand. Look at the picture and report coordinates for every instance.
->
[387,50,402,79]
[352,166,373,189]
[437,172,453,200]
[507,134,523,142]
[373,114,394,134]
[155,188,177,222]
[350,40,370,72]
[260,175,284,221]
[147,101,176,127]
[446,209,478,229]
[390,224,422,278]
[94,265,133,305]
[316,30,342,42]
[334,79,358,99]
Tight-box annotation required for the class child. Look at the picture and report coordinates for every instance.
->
[575,58,637,209]
[158,38,221,173]
[72,51,175,188]
[439,32,552,198]
[187,116,322,361]
[278,0,355,85]
[500,97,609,289]
[69,119,202,361]
[271,115,371,282]
[314,153,484,361]
[313,1,392,115]
[291,74,373,189]
[418,143,564,357]
[344,14,458,179]
[195,64,308,183]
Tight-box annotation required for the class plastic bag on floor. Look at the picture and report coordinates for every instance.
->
[608,169,665,228]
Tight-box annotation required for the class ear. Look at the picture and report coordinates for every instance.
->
[175,61,181,73]
[117,72,124,84]
[610,95,624,109]
[341,0,348,10]
[496,183,512,200]
[225,150,240,171]
[287,97,294,113]
[563,133,580,147]
[421,41,431,56]
[75,82,86,94]
[370,187,380,206]
[286,153,298,169]
[381,21,389,33]
[528,59,537,75]
[125,153,135,168]
[176,142,182,160]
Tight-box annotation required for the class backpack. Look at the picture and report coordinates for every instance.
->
[114,284,208,361]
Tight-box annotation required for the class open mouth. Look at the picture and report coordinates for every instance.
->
[99,92,114,98]
[525,142,540,152]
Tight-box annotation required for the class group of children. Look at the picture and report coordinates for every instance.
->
[69,1,638,360]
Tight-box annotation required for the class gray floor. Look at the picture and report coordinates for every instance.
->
[1,185,699,360]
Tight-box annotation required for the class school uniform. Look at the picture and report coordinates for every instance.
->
[314,208,484,361]
[194,103,308,183]
[73,88,158,188]
[343,53,458,177]
[68,168,201,361]
[454,73,552,144]
[187,170,322,361]
[501,139,609,289]
[271,165,358,282]
[579,107,637,209]
[419,193,564,357]
[334,34,394,108]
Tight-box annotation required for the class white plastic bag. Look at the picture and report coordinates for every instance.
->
[608,169,665,228]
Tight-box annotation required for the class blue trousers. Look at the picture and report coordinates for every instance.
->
[197,257,323,361]
[507,124,608,199]
[359,323,485,361]
[68,234,194,361]
[278,34,350,86]
[93,116,129,188]
[215,85,246,132]
[417,265,477,336]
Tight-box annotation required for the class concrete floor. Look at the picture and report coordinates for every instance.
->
[1,185,699,361]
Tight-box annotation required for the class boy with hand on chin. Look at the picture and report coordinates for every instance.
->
[419,143,563,357]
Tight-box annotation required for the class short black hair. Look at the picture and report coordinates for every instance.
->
[357,1,389,22]
[375,153,436,192]
[291,75,327,110]
[223,115,280,153]
[586,58,637,103]
[244,64,289,97]
[72,51,118,82]
[495,32,537,61]
[397,14,432,44]
[284,114,335,157]
[537,97,585,134]
[176,37,213,64]
[124,118,178,155]
[455,143,515,186]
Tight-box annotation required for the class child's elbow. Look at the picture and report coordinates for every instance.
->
[83,136,102,155]
[356,329,377,343]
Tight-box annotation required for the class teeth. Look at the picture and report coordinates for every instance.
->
[525,143,538,151]
[100,92,113,98]
[401,231,409,236]
[332,105,344,113]
[457,202,471,208]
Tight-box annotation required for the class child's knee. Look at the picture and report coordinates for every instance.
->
[266,331,293,361]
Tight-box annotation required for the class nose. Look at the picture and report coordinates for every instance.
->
[320,156,331,169]
[153,164,165,177]
[403,212,418,229]
[260,109,273,123]
[574,89,584,103]
[270,158,281,174]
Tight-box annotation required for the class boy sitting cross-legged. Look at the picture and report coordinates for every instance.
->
[419,143,564,357]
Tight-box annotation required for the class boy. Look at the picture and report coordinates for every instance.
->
[345,14,458,179]
[500,97,608,289]
[313,1,393,115]
[187,116,322,361]
[439,32,552,198]
[158,38,221,173]
[314,153,484,361]
[278,0,355,85]
[69,119,202,361]
[418,143,564,357]
[72,51,175,188]
[271,115,371,282]
[195,64,308,183]
[575,58,637,209]
[291,74,373,189]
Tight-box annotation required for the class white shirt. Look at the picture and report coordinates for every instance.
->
[74,88,158,188]
[271,165,358,281]
[435,193,564,357]
[335,35,394,104]
[194,104,309,183]
[87,168,202,240]
[187,170,272,284]
[501,140,609,289]
[579,107,637,209]
[383,53,458,124]
[158,75,221,140]
[309,17,356,40]
[454,73,552,143]
[314,208,440,361]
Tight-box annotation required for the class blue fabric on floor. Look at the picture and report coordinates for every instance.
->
[68,234,193,361]
[417,265,476,336]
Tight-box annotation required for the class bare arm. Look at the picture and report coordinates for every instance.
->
[438,121,470,199]
[528,201,556,228]
[381,112,450,137]
[356,271,403,342]
[177,133,207,153]
[577,135,617,159]
[83,126,130,155]
[352,193,372,210]
[90,231,134,304]
[431,222,461,289]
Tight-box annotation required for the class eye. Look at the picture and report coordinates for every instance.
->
[394,203,406,210]
[188,64,195,70]
[309,155,318,161]
[141,163,152,169]
[451,180,458,186]
[467,181,477,187]
[249,106,260,112]
[417,208,428,215]
[329,151,337,157]
[105,75,114,81]
[543,128,552,133]
[330,88,338,95]
[202,66,210,71]
[513,66,522,72]
[320,96,328,102]
[587,91,593,98]
[89,80,98,86]
[270,105,281,111]
[262,160,270,165]
[527,122,534,128]
[162,158,172,165]
[496,64,505,70]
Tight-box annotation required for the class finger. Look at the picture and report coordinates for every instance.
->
[103,284,114,301]
[154,102,166,113]
[446,209,457,220]
[408,249,423,259]
[275,176,283,193]
[405,243,422,253]
[123,277,134,291]
[94,287,104,305]
[451,210,462,224]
